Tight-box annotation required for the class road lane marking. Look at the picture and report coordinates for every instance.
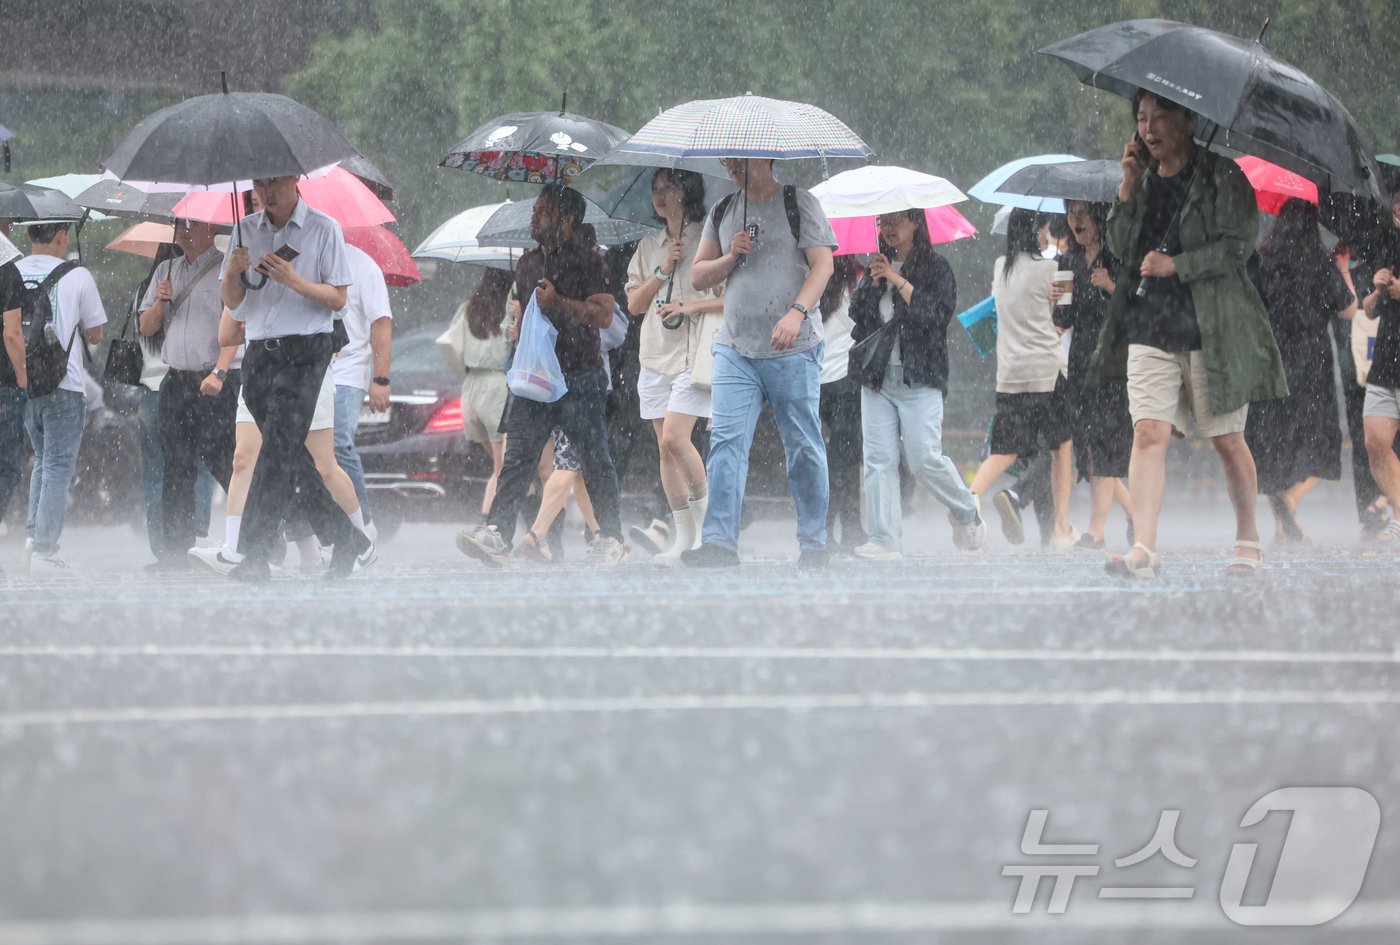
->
[1,689,1398,728]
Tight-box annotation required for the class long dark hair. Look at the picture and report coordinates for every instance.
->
[875,208,932,262]
[1000,208,1041,281]
[653,168,707,225]
[821,255,863,320]
[1258,197,1328,265]
[465,268,513,340]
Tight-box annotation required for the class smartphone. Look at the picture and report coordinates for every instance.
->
[273,244,300,262]
[1131,133,1151,168]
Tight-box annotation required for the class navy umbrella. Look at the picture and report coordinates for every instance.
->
[999,160,1123,206]
[1039,19,1387,203]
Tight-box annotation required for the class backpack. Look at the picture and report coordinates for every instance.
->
[19,261,81,398]
[708,184,805,256]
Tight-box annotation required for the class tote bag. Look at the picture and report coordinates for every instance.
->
[506,289,567,403]
[847,319,900,391]
[687,313,724,389]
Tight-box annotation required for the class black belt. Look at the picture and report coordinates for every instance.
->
[251,334,327,351]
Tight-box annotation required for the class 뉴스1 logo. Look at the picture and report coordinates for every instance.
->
[1146,72,1205,101]
[1003,786,1380,926]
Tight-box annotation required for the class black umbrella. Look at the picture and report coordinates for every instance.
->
[0,181,85,222]
[999,159,1123,206]
[477,198,657,249]
[339,153,395,201]
[73,179,184,220]
[1039,19,1388,203]
[440,95,630,184]
[102,77,362,186]
[569,155,736,227]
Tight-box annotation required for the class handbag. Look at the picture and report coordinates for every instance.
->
[506,289,567,403]
[847,318,901,391]
[688,312,724,388]
[436,302,469,379]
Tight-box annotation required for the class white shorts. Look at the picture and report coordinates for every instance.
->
[236,366,336,431]
[638,365,712,421]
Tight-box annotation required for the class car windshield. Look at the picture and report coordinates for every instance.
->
[392,334,448,374]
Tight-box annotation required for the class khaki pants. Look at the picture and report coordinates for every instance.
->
[1126,344,1247,438]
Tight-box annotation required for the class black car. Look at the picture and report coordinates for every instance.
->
[356,326,490,539]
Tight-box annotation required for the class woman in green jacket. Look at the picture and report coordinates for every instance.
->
[1091,91,1287,578]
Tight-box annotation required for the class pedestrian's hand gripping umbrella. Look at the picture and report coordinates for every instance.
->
[101,73,366,290]
[609,92,874,262]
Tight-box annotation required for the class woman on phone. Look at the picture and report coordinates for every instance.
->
[850,208,983,557]
[1090,91,1286,577]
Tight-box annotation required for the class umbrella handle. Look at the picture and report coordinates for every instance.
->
[231,195,268,290]
[240,270,269,291]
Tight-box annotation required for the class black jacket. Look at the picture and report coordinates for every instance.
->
[849,245,957,392]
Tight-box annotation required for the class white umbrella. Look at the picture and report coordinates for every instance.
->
[412,202,521,269]
[809,164,967,217]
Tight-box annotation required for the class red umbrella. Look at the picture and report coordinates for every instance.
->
[344,225,422,286]
[170,166,394,227]
[1234,156,1318,214]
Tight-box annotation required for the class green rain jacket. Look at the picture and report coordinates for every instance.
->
[1090,148,1287,414]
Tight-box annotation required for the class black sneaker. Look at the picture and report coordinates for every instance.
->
[797,548,831,570]
[228,557,272,583]
[992,490,1025,545]
[326,530,374,580]
[681,543,741,568]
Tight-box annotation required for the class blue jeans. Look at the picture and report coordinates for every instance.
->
[703,343,828,552]
[139,387,215,557]
[24,388,85,554]
[861,366,977,550]
[333,384,372,524]
[0,387,26,523]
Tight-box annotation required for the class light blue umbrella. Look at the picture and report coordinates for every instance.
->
[967,154,1084,213]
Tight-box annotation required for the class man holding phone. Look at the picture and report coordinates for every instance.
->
[218,175,372,582]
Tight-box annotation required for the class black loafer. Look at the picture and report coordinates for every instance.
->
[228,557,272,583]
[681,543,741,568]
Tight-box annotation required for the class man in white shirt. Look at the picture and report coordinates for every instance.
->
[220,175,372,582]
[16,222,106,570]
[329,242,392,531]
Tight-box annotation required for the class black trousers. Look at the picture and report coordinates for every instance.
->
[820,375,865,544]
[489,367,622,546]
[158,368,239,557]
[239,335,351,559]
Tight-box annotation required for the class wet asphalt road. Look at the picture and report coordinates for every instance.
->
[1,488,1398,945]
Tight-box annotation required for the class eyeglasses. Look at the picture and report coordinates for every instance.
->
[718,158,745,169]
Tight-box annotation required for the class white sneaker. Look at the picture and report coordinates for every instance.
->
[23,537,33,569]
[1049,526,1081,551]
[957,514,988,552]
[188,545,244,576]
[627,518,671,556]
[28,551,70,572]
[853,542,903,560]
[586,535,629,568]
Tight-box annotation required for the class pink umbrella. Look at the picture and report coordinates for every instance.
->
[170,167,394,227]
[830,205,977,256]
[344,226,422,286]
[1234,156,1318,214]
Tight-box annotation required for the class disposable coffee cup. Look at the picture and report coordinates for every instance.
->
[1054,270,1074,306]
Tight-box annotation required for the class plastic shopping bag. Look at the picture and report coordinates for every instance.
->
[507,289,568,403]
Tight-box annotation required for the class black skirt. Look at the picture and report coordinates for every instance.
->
[1068,380,1133,480]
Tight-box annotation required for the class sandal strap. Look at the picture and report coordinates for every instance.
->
[1233,540,1265,552]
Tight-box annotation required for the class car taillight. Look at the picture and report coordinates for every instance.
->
[425,397,463,434]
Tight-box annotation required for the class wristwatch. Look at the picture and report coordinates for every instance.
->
[654,266,672,282]
[790,302,810,316]
[212,369,228,382]
[372,375,391,386]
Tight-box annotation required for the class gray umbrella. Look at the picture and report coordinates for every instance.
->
[0,181,85,222]
[477,199,657,249]
[999,160,1123,206]
[1039,19,1387,203]
[102,77,363,186]
[569,155,737,226]
[74,179,184,220]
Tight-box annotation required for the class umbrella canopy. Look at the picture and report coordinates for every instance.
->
[440,108,630,184]
[998,159,1123,206]
[169,167,393,227]
[338,153,395,201]
[477,199,657,249]
[412,202,522,269]
[1234,156,1318,214]
[0,231,19,266]
[343,226,422,287]
[612,92,873,161]
[0,180,86,222]
[26,174,115,221]
[74,179,184,220]
[1038,19,1387,202]
[569,156,736,227]
[829,206,977,256]
[106,221,176,258]
[102,85,363,187]
[809,165,967,217]
[967,154,1084,212]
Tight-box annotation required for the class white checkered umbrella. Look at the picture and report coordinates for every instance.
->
[614,93,873,162]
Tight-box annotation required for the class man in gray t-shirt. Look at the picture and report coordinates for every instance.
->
[688,158,837,567]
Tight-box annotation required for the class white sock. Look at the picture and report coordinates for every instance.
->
[658,502,693,559]
[294,536,321,567]
[224,516,244,559]
[688,492,709,549]
[349,506,369,537]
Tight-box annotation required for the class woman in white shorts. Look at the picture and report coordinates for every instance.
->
[625,168,724,563]
[447,269,515,517]
[189,310,365,574]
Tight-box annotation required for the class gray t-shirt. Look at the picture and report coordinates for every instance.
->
[701,186,836,359]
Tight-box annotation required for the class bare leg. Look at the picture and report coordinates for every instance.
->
[1365,417,1400,540]
[226,422,260,517]
[970,453,1021,496]
[1283,476,1321,510]
[1211,431,1262,564]
[307,428,360,517]
[652,418,689,504]
[660,412,707,498]
[1124,419,1171,566]
[482,438,505,517]
[1050,440,1074,538]
[572,476,600,535]
[1086,476,1116,541]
